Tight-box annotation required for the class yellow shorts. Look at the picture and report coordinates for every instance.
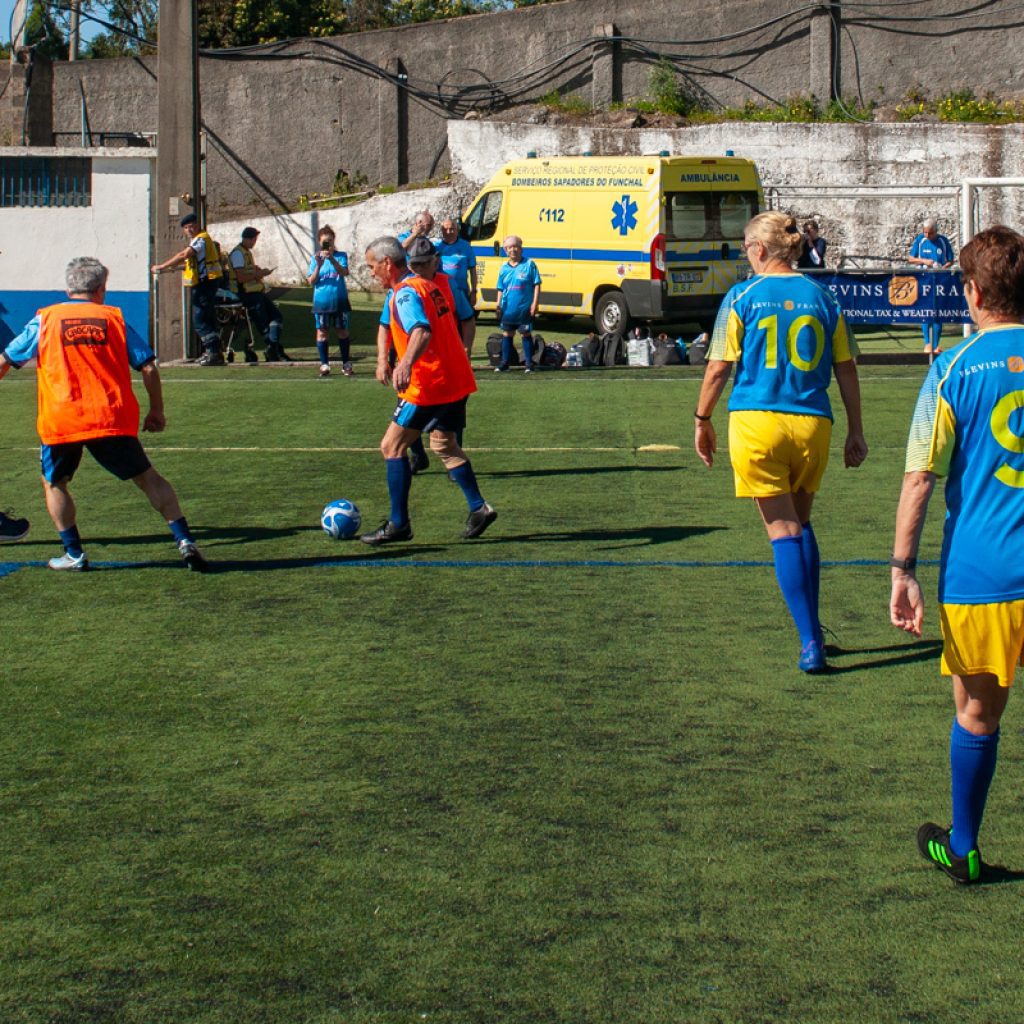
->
[939,601,1024,687]
[728,410,831,498]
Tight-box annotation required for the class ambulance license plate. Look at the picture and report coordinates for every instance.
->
[672,270,704,284]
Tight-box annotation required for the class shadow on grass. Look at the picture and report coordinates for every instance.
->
[480,465,685,480]
[825,639,943,674]
[977,863,1024,886]
[92,543,452,573]
[77,526,310,548]
[476,524,726,547]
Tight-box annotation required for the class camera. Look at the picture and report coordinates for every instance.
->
[321,240,333,251]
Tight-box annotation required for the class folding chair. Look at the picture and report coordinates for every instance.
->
[214,288,258,363]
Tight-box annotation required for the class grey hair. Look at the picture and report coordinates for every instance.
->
[923,218,937,230]
[416,210,434,223]
[66,257,109,295]
[365,236,406,263]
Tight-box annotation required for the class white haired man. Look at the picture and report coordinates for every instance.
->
[0,258,210,572]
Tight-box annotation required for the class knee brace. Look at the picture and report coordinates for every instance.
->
[429,431,466,470]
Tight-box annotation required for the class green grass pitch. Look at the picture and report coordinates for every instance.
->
[0,355,1020,1023]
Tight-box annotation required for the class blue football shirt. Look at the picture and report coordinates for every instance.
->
[307,249,349,314]
[905,324,1024,603]
[910,233,955,266]
[708,273,856,419]
[496,258,541,325]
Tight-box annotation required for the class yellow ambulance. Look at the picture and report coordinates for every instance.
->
[459,153,763,332]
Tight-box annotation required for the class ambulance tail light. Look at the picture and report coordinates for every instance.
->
[651,234,666,282]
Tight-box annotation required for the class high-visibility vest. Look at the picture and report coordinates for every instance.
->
[181,231,224,286]
[230,243,264,293]
[35,302,140,445]
[387,272,476,406]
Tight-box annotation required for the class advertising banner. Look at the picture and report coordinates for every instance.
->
[806,270,970,326]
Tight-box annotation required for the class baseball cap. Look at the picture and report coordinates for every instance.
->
[406,236,437,265]
[241,226,260,239]
[180,212,198,227]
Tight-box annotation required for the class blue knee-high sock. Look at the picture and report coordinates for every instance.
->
[316,340,330,364]
[58,526,84,558]
[409,436,427,460]
[385,457,412,527]
[500,335,514,366]
[448,460,485,512]
[771,535,817,647]
[522,333,535,367]
[949,719,999,856]
[800,521,821,630]
[339,335,351,362]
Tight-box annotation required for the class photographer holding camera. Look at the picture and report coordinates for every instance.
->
[306,224,354,378]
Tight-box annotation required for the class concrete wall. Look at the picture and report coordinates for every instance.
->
[205,120,1024,296]
[43,0,1024,211]
[448,120,1024,265]
[0,149,152,347]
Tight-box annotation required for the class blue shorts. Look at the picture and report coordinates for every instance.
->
[41,436,151,484]
[501,321,533,335]
[392,396,468,433]
[314,312,350,331]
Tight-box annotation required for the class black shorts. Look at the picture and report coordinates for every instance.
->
[40,436,151,483]
[392,396,468,434]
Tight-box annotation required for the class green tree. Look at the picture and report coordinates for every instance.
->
[84,0,158,57]
[23,0,67,60]
[198,0,347,48]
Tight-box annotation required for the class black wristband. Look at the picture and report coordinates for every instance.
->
[889,556,917,571]
[694,411,712,422]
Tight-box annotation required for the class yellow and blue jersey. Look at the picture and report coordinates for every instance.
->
[708,273,856,420]
[905,324,1024,603]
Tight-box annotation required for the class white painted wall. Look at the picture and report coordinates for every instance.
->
[0,148,153,345]
[209,186,457,293]
[0,150,152,291]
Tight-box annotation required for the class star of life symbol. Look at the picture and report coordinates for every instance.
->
[611,195,638,236]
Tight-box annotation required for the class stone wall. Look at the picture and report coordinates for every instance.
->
[41,0,1024,211]
[217,120,1024,293]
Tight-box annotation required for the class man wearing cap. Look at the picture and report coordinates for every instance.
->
[360,234,496,546]
[229,227,289,362]
[151,213,226,366]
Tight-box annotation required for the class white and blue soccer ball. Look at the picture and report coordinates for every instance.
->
[321,499,361,540]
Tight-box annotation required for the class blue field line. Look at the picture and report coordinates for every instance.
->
[0,557,940,578]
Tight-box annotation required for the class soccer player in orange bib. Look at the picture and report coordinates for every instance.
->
[360,236,496,545]
[0,257,210,572]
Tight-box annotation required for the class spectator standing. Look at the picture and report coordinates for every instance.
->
[151,212,225,366]
[890,226,1024,885]
[307,224,353,378]
[797,220,827,269]
[495,235,542,373]
[398,211,435,252]
[229,227,290,363]
[436,218,478,356]
[908,218,956,355]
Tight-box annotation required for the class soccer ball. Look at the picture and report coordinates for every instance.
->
[321,499,361,539]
